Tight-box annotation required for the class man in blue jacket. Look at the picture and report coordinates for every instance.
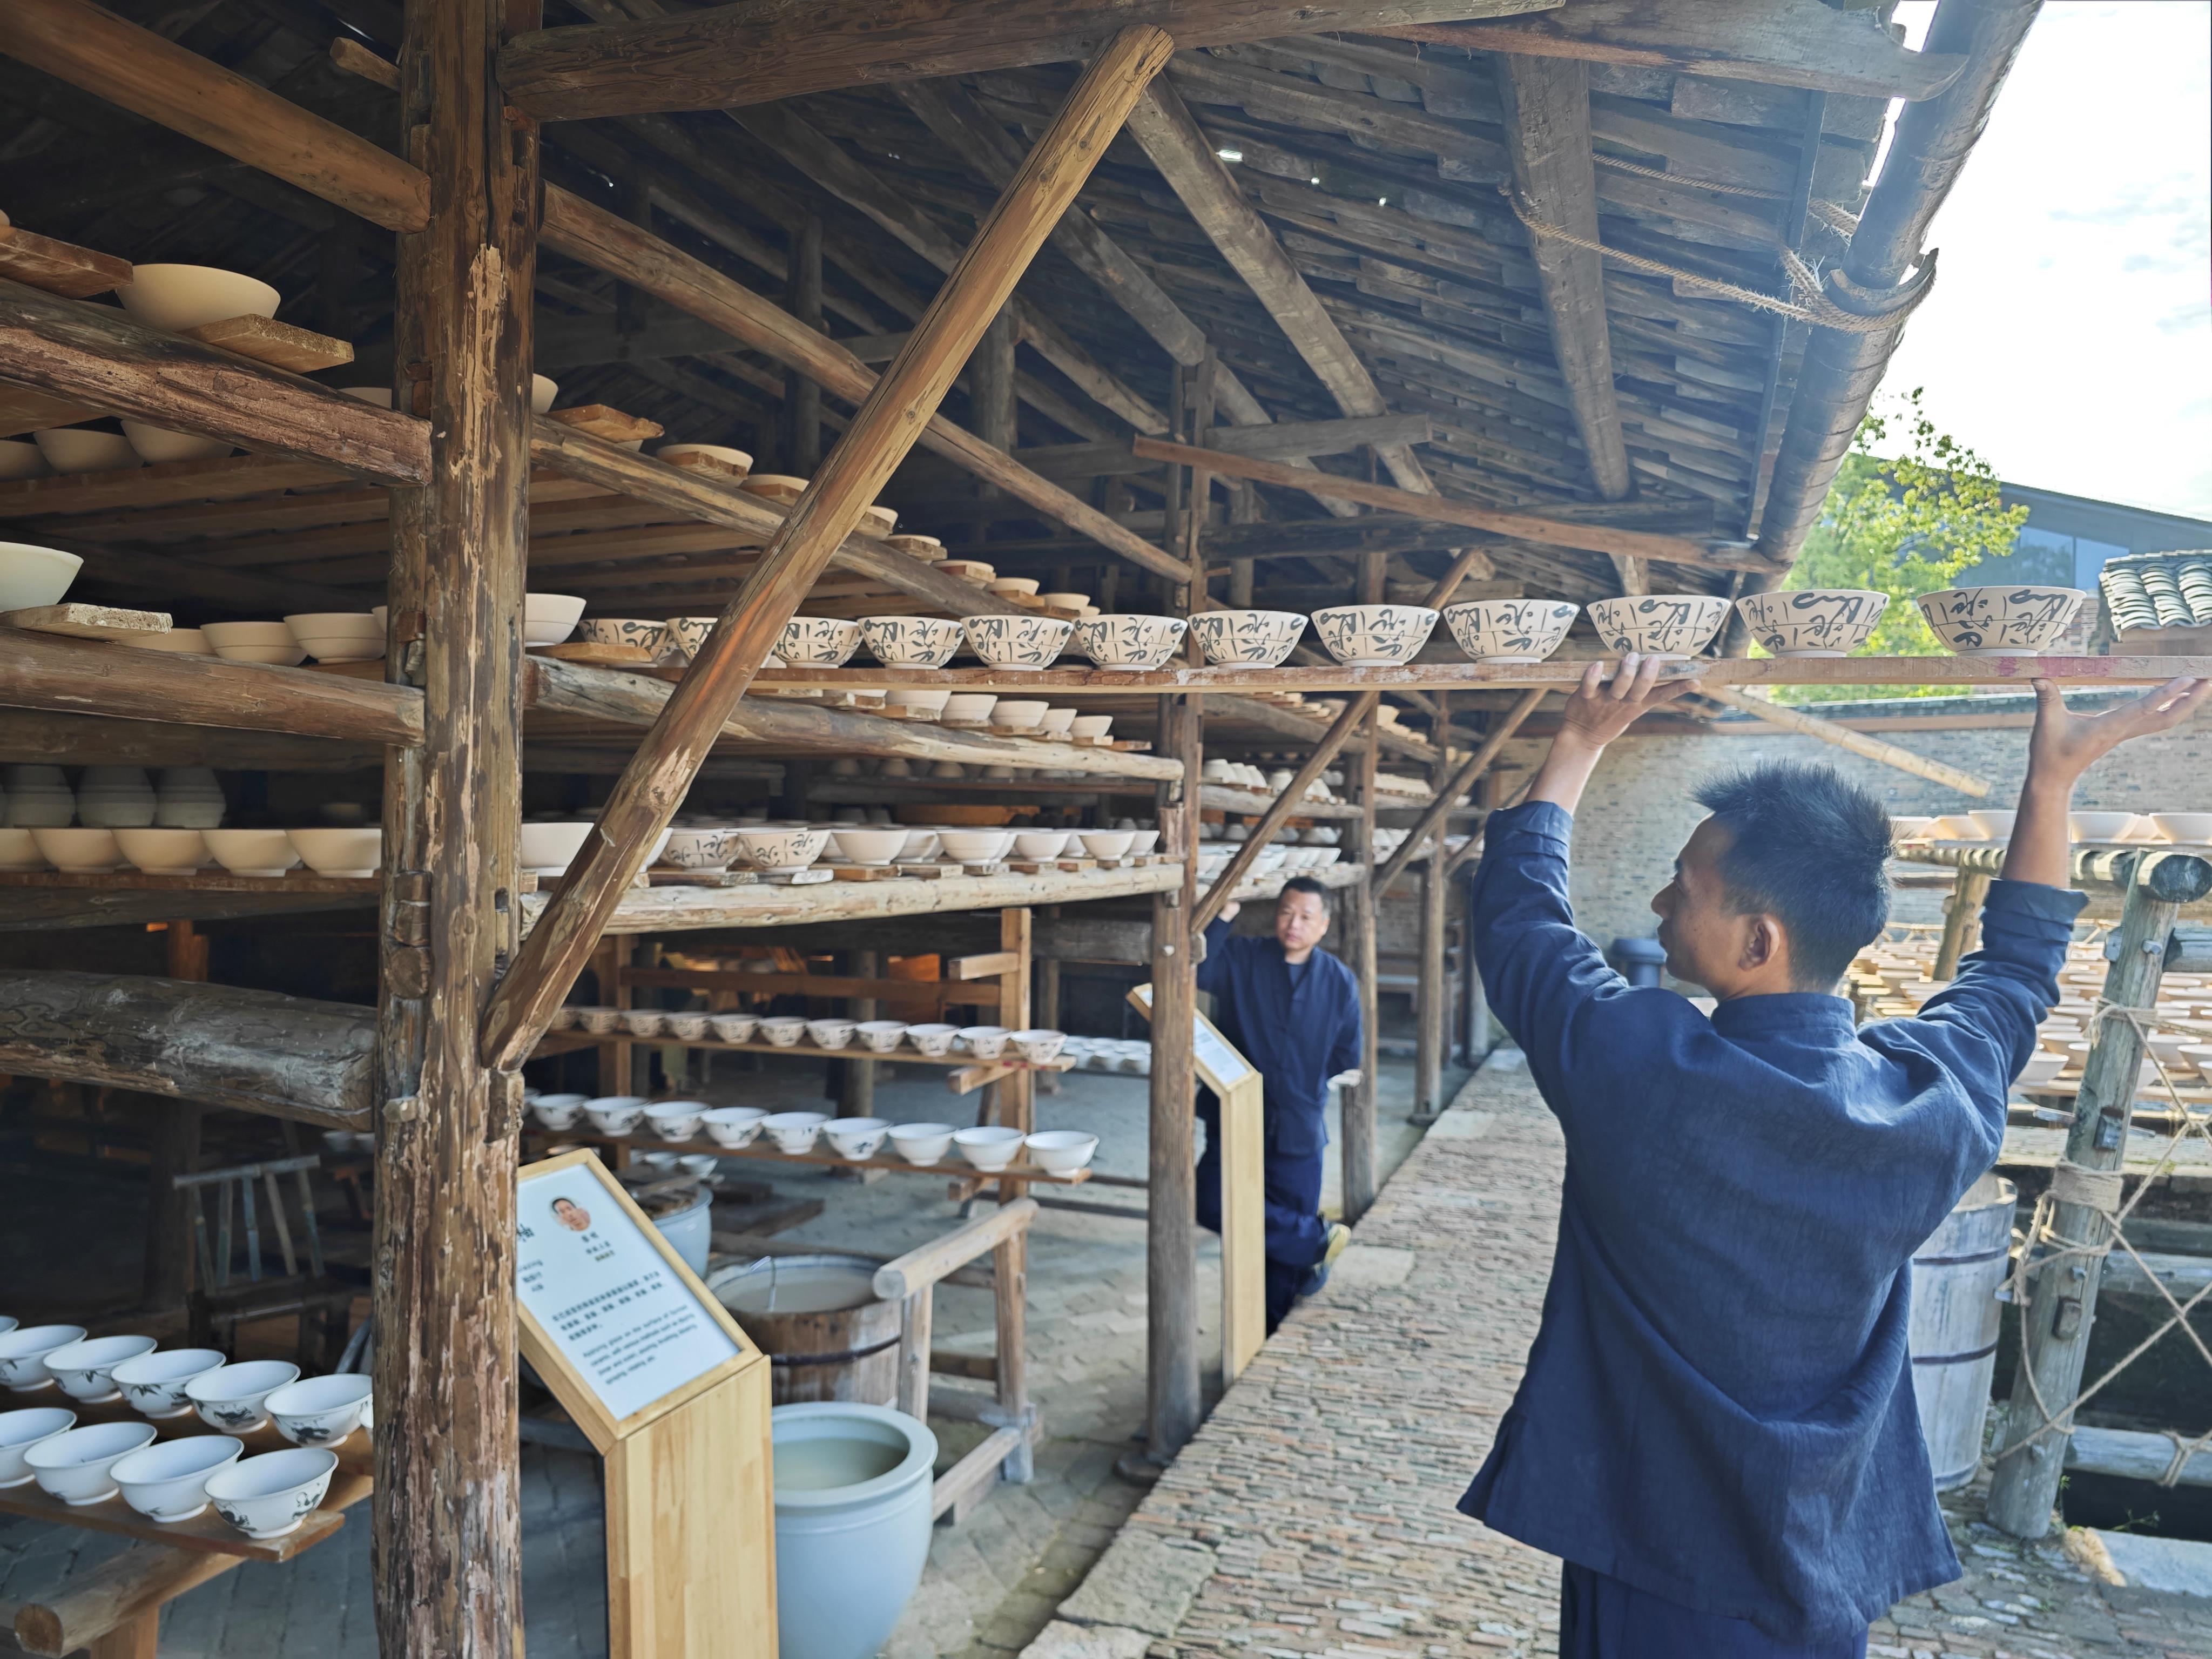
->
[1464,655,2208,1657]
[1197,876,1359,1330]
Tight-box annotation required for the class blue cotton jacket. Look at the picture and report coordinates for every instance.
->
[1460,801,2081,1642]
[1198,917,1362,1162]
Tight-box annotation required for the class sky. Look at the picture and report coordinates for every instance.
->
[1866,2,2212,520]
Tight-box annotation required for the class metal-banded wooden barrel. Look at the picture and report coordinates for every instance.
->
[1908,1173,2018,1489]
[710,1254,902,1406]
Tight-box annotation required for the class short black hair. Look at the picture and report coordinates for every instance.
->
[1691,762,1892,987]
[1278,875,1332,914]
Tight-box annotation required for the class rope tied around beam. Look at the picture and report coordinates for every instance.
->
[1589,153,1864,238]
[1998,997,2212,1475]
[1499,185,1936,336]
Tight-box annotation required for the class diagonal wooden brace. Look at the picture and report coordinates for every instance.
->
[1193,691,1377,935]
[1373,686,1547,900]
[477,26,1177,1072]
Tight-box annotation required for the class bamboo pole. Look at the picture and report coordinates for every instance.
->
[1373,687,1547,900]
[369,0,536,1650]
[478,26,1176,1074]
[1700,684,1992,795]
[1192,692,1378,934]
[1931,869,1990,982]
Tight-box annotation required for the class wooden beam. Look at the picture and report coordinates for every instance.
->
[1382,1,1969,104]
[1124,75,1433,495]
[1341,699,1380,1221]
[0,709,381,771]
[1373,687,1544,899]
[0,970,374,1130]
[0,631,423,745]
[1206,413,1432,462]
[1147,688,1204,1461]
[1132,436,1747,570]
[538,188,1192,584]
[524,416,1025,618]
[495,0,1538,122]
[0,278,429,487]
[1496,56,1630,503]
[481,27,1177,1075]
[370,0,535,1649]
[0,0,429,230]
[1193,692,1376,934]
[1698,685,1992,797]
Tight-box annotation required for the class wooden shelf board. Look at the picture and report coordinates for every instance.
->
[0,1477,351,1563]
[0,871,379,893]
[523,1125,1094,1184]
[532,1030,1076,1070]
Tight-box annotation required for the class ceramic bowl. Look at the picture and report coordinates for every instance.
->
[822,1117,893,1161]
[2182,1043,2212,1086]
[32,428,141,475]
[1916,586,2086,656]
[185,1360,300,1433]
[1190,609,1307,667]
[118,264,279,332]
[25,1421,159,1505]
[806,1019,857,1050]
[126,628,213,656]
[287,828,382,878]
[700,1107,770,1148]
[0,542,83,612]
[657,442,752,475]
[760,1111,828,1155]
[1036,707,1076,735]
[0,440,49,481]
[1077,831,1135,860]
[758,1016,808,1048]
[42,1336,158,1404]
[937,828,1013,863]
[523,592,588,648]
[987,577,1041,598]
[665,617,720,660]
[202,621,307,666]
[572,617,670,657]
[886,534,943,559]
[992,699,1049,731]
[645,1101,709,1141]
[0,1326,87,1394]
[886,689,953,718]
[2017,1050,2067,1087]
[619,1009,666,1038]
[664,1013,711,1042]
[2069,812,2138,842]
[206,1447,338,1539]
[112,1433,246,1522]
[0,1408,78,1487]
[1070,715,1114,740]
[1441,599,1579,664]
[660,828,736,873]
[2149,813,2212,844]
[956,1026,1011,1061]
[707,1013,759,1044]
[531,375,558,415]
[1312,603,1439,667]
[518,821,596,876]
[115,828,208,874]
[120,420,234,465]
[0,829,52,873]
[1586,595,1732,659]
[584,1096,650,1135]
[1732,589,1889,658]
[1041,592,1090,612]
[531,1092,589,1131]
[1128,830,1161,855]
[1890,817,1935,842]
[1009,1029,1067,1064]
[860,616,966,669]
[963,615,1073,671]
[953,1125,1027,1172]
[1968,811,2017,840]
[31,829,122,873]
[888,1123,955,1165]
[941,693,998,724]
[830,827,907,866]
[1013,831,1070,860]
[855,1020,909,1053]
[284,611,385,663]
[905,1023,959,1057]
[898,828,942,862]
[571,1006,622,1035]
[110,1348,226,1419]
[777,617,864,668]
[1024,1129,1099,1175]
[731,825,828,876]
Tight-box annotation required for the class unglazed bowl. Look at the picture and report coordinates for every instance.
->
[117,264,278,332]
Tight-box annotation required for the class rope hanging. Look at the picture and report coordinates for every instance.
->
[1590,153,1865,238]
[1998,996,2212,1478]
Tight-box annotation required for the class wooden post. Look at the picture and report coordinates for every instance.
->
[1985,850,2212,1537]
[1146,689,1203,1464]
[993,1228,1032,1480]
[972,307,1017,497]
[1182,346,1218,585]
[783,212,823,472]
[840,947,878,1118]
[1932,869,1991,983]
[480,26,1176,1073]
[896,1288,934,1421]
[141,922,207,1311]
[1342,699,1380,1223]
[372,0,536,1650]
[1415,699,1450,1121]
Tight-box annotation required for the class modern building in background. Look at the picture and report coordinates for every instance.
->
[1960,481,2212,589]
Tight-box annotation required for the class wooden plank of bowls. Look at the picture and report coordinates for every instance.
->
[524,1125,1091,1185]
[530,1029,1076,1070]
[0,1477,351,1562]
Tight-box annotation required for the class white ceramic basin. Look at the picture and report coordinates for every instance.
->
[0,542,83,611]
[118,264,279,332]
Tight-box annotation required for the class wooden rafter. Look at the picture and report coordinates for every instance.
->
[479,25,1178,1074]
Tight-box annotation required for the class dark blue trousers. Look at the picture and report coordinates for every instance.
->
[1557,1563,1869,1658]
[1195,1100,1328,1333]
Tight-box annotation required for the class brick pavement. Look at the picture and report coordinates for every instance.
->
[1026,1061,2212,1659]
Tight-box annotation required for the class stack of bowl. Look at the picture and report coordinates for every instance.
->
[3,766,75,826]
[154,768,226,828]
[31,427,141,475]
[284,612,386,664]
[203,622,306,666]
[75,767,158,828]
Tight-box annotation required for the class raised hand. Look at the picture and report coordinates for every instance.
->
[1531,654,1695,813]
[2026,677,2211,786]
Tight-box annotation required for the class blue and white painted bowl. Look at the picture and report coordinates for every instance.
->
[1071,613,1188,670]
[1189,609,1307,667]
[860,615,966,669]
[1442,599,1579,664]
[963,615,1073,671]
[1311,604,1438,667]
[1915,585,2085,657]
[776,617,862,668]
[1733,589,1888,658]
[1586,595,1731,660]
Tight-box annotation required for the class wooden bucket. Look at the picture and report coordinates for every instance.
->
[711,1254,902,1406]
[1908,1172,2017,1489]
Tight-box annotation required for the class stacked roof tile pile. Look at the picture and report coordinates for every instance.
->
[2099,551,2212,632]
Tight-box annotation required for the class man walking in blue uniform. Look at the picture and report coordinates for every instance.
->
[1197,876,1359,1331]
[1463,655,2209,1657]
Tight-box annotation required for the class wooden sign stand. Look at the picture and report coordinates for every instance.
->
[517,1149,776,1659]
[1129,982,1266,1380]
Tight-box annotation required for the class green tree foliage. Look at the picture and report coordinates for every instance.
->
[1775,390,2029,702]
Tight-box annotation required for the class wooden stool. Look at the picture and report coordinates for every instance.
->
[178,1155,353,1371]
